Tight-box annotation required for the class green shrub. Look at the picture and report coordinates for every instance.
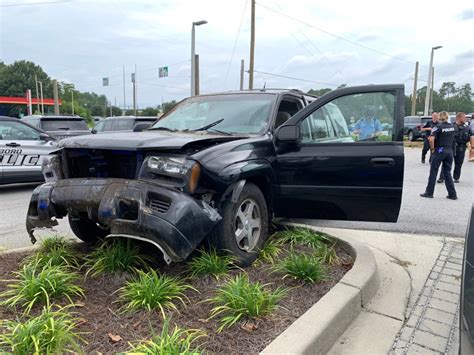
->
[117,269,195,317]
[273,252,327,284]
[255,239,283,265]
[275,228,329,249]
[314,243,340,265]
[188,249,233,279]
[209,274,288,331]
[0,262,84,314]
[126,319,205,354]
[85,238,150,276]
[24,236,79,269]
[0,304,84,354]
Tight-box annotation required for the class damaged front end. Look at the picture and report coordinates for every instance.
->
[27,150,221,263]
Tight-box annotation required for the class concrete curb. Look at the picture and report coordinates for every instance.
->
[261,223,380,355]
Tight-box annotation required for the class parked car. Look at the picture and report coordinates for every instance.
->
[403,115,431,141]
[0,116,57,184]
[26,85,405,266]
[92,116,158,133]
[461,205,474,353]
[21,115,90,139]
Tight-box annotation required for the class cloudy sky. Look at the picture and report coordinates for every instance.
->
[0,0,472,109]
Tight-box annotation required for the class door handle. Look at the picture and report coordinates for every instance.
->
[6,142,21,147]
[370,157,395,167]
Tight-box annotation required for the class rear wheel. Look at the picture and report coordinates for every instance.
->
[211,183,268,267]
[68,214,108,243]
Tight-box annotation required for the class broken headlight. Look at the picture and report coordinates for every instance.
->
[141,156,201,193]
[42,154,63,182]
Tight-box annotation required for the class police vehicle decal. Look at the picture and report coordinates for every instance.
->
[0,149,41,166]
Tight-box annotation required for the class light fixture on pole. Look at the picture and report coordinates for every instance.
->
[191,20,207,96]
[424,45,442,116]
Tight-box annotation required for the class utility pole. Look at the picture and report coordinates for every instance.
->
[191,20,208,96]
[132,65,137,115]
[122,65,126,113]
[240,59,245,90]
[429,67,435,114]
[53,80,60,115]
[71,90,74,115]
[411,61,419,116]
[39,81,44,115]
[248,0,256,90]
[26,89,32,115]
[34,75,40,112]
[424,45,442,116]
[195,54,200,95]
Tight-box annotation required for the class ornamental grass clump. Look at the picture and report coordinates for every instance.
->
[314,243,340,266]
[24,235,79,269]
[188,249,234,279]
[0,304,84,354]
[117,269,195,317]
[273,251,327,284]
[0,261,84,314]
[126,319,205,354]
[85,238,150,276]
[208,273,288,331]
[275,228,330,249]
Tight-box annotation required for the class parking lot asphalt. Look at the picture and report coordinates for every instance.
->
[0,147,473,250]
[299,147,474,238]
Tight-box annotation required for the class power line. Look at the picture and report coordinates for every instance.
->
[223,0,248,90]
[256,2,416,65]
[252,70,339,86]
[0,0,74,8]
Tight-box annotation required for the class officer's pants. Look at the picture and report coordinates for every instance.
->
[422,136,431,160]
[453,147,466,180]
[425,149,457,197]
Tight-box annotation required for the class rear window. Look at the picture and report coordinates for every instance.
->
[114,119,134,131]
[41,119,88,131]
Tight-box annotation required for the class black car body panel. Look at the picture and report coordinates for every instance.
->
[26,85,405,262]
[461,205,474,353]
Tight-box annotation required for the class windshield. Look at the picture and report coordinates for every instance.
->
[152,94,275,134]
[41,119,88,131]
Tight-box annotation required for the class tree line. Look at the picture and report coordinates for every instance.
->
[0,61,177,123]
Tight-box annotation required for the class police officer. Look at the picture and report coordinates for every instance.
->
[420,111,457,200]
[437,112,471,183]
[421,112,439,164]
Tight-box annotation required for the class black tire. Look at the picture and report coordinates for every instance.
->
[408,130,415,141]
[211,183,268,267]
[68,214,109,243]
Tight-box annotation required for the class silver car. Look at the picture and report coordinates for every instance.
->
[0,116,57,184]
[21,115,90,139]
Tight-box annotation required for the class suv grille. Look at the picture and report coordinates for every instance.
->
[65,149,139,179]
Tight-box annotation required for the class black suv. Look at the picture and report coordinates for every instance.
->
[403,115,431,141]
[21,115,90,139]
[27,85,405,266]
[92,116,158,133]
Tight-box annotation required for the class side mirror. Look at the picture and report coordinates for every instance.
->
[133,122,152,132]
[91,128,97,134]
[39,132,53,141]
[276,124,300,143]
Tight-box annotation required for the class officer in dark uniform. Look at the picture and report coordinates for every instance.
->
[421,112,439,164]
[437,112,471,183]
[420,111,457,200]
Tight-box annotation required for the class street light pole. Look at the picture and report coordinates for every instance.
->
[191,20,207,96]
[38,81,44,115]
[424,45,442,116]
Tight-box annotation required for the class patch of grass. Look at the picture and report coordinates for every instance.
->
[117,269,195,317]
[273,251,327,284]
[126,318,205,354]
[314,243,340,266]
[255,239,284,265]
[24,236,79,269]
[0,304,84,354]
[0,262,84,314]
[85,238,150,277]
[188,249,233,279]
[275,228,329,249]
[209,273,288,331]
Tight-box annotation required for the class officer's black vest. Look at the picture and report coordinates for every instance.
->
[454,123,470,147]
[435,122,455,148]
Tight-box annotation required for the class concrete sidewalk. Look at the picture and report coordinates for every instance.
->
[309,227,463,355]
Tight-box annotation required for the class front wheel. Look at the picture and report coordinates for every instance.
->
[68,214,109,243]
[211,183,268,267]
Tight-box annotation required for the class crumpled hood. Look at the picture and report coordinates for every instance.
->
[58,130,245,151]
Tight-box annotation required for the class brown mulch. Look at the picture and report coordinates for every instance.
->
[0,242,352,354]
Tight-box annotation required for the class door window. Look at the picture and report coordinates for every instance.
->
[300,91,396,143]
[274,98,303,128]
[0,122,41,140]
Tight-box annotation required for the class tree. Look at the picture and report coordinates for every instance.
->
[110,106,122,116]
[307,88,332,96]
[90,105,105,117]
[160,100,177,114]
[140,107,160,116]
[439,82,456,99]
[337,84,347,89]
[455,84,472,101]
[0,60,52,98]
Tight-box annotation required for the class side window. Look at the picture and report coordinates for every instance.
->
[274,98,303,128]
[114,119,133,131]
[0,122,40,140]
[94,121,105,132]
[103,120,115,131]
[300,91,396,143]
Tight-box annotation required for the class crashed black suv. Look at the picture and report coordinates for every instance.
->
[27,85,405,266]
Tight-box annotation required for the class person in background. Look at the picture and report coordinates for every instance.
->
[437,112,471,183]
[352,106,383,141]
[420,111,457,200]
[420,112,439,164]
